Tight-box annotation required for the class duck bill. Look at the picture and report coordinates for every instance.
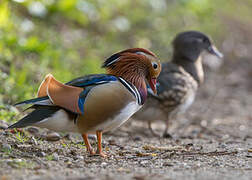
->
[208,45,223,58]
[149,78,157,94]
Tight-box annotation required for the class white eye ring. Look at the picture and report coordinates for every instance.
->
[152,62,158,69]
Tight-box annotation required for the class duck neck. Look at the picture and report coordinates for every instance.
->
[120,73,147,105]
[106,60,148,104]
[172,53,204,84]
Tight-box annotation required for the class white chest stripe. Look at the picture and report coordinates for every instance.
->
[118,77,142,105]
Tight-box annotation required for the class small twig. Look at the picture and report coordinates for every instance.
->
[143,145,186,151]
[181,150,238,156]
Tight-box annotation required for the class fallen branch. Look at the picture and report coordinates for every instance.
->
[180,150,238,156]
[143,145,186,151]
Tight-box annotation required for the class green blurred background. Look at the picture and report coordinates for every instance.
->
[0,0,252,121]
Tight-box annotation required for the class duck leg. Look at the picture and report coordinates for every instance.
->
[82,133,95,155]
[96,131,107,157]
[148,121,161,137]
[162,119,172,138]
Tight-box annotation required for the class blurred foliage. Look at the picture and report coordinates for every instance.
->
[0,0,252,116]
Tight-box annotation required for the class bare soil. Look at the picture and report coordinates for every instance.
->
[0,58,252,180]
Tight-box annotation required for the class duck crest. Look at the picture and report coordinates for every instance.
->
[102,48,156,68]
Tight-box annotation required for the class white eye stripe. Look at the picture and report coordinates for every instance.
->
[136,52,159,70]
[136,51,157,63]
[135,51,149,57]
[105,51,156,67]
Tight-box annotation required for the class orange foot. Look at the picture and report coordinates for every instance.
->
[89,149,96,155]
[96,150,107,158]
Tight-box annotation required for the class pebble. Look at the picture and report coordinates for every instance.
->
[14,159,23,163]
[27,127,39,134]
[52,153,59,161]
[221,134,230,140]
[46,132,61,141]
[218,143,227,149]
[163,162,174,166]
[133,136,142,141]
[0,123,8,130]
[76,156,84,160]
[37,151,46,157]
[140,160,149,165]
[2,143,11,151]
[101,162,107,167]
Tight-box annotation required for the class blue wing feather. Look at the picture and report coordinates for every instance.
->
[66,74,118,87]
[77,86,93,114]
[74,74,118,113]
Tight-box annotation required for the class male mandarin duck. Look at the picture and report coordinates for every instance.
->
[133,31,223,138]
[9,48,161,157]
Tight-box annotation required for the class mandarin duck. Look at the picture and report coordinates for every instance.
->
[133,31,223,138]
[9,48,161,157]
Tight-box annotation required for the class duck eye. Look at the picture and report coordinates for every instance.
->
[203,38,209,44]
[152,62,158,69]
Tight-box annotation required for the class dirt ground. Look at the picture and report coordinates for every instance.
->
[0,58,252,180]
